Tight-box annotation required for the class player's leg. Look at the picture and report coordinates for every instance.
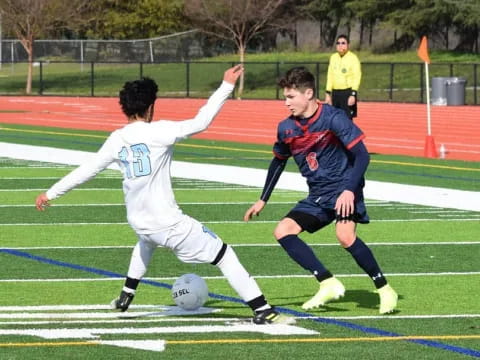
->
[275,209,345,310]
[211,243,294,324]
[336,220,397,314]
[111,235,158,311]
[171,216,295,324]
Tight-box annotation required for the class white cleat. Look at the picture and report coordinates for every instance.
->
[302,277,345,310]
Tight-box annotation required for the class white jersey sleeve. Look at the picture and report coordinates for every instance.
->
[46,140,116,200]
[165,80,234,142]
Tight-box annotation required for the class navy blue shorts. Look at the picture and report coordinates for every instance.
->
[285,196,369,233]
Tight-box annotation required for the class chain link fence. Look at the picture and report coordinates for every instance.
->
[0,30,239,63]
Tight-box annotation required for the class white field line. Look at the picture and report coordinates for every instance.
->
[2,218,480,227]
[1,142,479,211]
[4,241,479,249]
[1,272,479,283]
[1,314,480,326]
[0,305,478,322]
[0,202,475,210]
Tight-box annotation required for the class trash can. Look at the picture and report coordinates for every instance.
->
[431,77,448,106]
[446,77,467,106]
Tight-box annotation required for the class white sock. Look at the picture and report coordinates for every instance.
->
[215,245,263,302]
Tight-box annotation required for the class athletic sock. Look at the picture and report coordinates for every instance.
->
[247,295,271,312]
[123,277,140,294]
[278,235,332,282]
[345,237,387,289]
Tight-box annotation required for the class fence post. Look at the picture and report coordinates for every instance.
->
[90,62,94,97]
[139,62,143,78]
[276,62,280,100]
[39,61,43,95]
[186,61,190,98]
[389,63,394,101]
[474,63,478,105]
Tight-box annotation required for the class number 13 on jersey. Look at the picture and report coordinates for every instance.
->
[118,143,152,178]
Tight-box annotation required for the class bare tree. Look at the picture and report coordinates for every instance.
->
[185,0,287,98]
[0,0,89,94]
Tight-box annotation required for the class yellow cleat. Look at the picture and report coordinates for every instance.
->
[378,284,398,314]
[302,277,345,310]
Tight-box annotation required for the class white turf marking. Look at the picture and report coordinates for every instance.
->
[0,306,478,324]
[4,241,478,249]
[1,143,479,211]
[1,271,479,283]
[0,307,220,319]
[2,218,480,227]
[0,325,318,339]
[2,241,479,251]
[0,201,297,207]
[99,340,165,352]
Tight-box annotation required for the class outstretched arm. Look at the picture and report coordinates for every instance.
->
[244,156,287,221]
[35,142,115,211]
[174,65,244,139]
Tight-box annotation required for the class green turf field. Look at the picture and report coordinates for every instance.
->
[0,126,479,359]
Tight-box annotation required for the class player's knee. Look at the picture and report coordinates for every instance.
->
[273,219,300,240]
[336,231,356,247]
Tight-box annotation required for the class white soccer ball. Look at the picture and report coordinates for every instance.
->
[172,273,209,310]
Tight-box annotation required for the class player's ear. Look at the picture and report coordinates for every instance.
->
[305,88,314,100]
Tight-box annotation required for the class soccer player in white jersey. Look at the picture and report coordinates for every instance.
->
[35,65,294,325]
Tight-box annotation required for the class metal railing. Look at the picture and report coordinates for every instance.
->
[0,61,478,104]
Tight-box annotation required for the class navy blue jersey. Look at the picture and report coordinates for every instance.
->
[273,103,366,207]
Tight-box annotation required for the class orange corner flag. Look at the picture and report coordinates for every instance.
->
[417,36,430,64]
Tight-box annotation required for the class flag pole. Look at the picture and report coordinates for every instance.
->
[425,62,431,136]
[418,36,437,158]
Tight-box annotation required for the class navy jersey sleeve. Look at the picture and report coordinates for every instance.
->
[273,121,292,159]
[330,110,365,150]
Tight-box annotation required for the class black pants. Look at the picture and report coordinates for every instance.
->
[332,88,357,119]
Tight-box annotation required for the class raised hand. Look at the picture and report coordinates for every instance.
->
[223,64,244,85]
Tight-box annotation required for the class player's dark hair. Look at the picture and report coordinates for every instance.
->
[337,34,349,44]
[119,77,158,118]
[277,66,316,94]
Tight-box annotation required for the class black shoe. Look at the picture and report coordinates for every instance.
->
[110,291,134,312]
[252,307,296,325]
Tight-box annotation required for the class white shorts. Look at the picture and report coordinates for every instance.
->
[137,215,223,264]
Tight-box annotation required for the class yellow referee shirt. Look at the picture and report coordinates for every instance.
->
[326,51,361,92]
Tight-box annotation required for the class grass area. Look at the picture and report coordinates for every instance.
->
[0,155,479,359]
[1,50,478,103]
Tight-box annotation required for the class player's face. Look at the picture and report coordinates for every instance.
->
[283,87,312,117]
[336,38,349,56]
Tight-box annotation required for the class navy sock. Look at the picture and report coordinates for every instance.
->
[346,237,387,289]
[278,235,332,282]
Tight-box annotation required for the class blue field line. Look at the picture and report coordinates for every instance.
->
[2,247,479,358]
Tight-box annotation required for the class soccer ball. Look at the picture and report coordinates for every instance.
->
[172,273,209,310]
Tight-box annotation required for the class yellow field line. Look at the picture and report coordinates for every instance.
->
[1,126,478,172]
[2,335,479,348]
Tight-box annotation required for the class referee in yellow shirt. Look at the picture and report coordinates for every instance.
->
[325,35,361,120]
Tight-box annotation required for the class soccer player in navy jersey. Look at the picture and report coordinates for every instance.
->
[244,66,398,314]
